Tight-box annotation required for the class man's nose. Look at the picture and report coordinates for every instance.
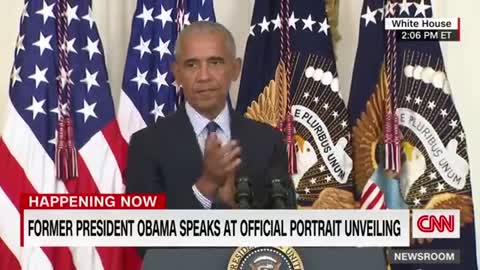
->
[197,63,211,81]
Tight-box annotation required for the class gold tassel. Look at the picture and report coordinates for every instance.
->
[325,0,341,44]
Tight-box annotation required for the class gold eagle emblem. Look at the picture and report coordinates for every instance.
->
[351,65,473,227]
[244,61,288,128]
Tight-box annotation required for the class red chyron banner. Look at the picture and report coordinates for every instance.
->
[20,194,166,247]
[412,210,460,239]
[21,194,167,210]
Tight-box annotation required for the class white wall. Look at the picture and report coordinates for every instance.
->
[1,0,479,259]
[93,0,137,108]
[213,0,254,107]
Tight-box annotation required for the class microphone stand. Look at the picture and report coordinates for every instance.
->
[235,176,251,209]
[271,178,288,209]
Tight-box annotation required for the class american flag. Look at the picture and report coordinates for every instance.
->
[359,179,387,210]
[117,0,215,142]
[0,0,140,269]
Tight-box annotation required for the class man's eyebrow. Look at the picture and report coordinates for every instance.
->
[208,56,225,61]
[183,56,225,64]
[183,58,199,64]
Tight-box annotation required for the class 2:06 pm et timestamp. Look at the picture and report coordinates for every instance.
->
[396,30,459,42]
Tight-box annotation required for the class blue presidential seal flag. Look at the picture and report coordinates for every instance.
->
[228,247,303,270]
[237,0,355,208]
[349,0,476,269]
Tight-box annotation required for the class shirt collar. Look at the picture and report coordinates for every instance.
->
[185,102,230,137]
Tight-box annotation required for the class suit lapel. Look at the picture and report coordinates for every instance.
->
[230,110,244,142]
[170,107,204,181]
[230,110,252,176]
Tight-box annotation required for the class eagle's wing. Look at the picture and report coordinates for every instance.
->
[312,187,359,209]
[244,61,288,128]
[352,67,389,195]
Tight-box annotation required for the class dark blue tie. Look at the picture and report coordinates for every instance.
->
[206,121,218,135]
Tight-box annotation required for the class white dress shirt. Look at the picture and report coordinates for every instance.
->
[185,102,231,209]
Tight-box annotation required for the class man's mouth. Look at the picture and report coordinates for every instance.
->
[196,88,215,94]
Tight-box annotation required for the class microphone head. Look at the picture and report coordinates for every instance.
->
[236,176,249,185]
[235,176,251,209]
[271,177,285,195]
[271,178,282,185]
[271,178,284,191]
[236,176,250,194]
[268,167,287,189]
[270,176,288,209]
[269,170,296,209]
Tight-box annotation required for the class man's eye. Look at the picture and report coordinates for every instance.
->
[210,60,223,65]
[186,62,197,68]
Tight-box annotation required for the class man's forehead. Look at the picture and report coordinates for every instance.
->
[183,28,225,39]
[176,30,233,58]
[181,31,226,47]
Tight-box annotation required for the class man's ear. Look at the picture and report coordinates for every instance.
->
[232,57,242,81]
[171,62,178,78]
[171,61,183,84]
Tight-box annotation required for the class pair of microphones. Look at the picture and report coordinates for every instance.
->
[234,172,292,209]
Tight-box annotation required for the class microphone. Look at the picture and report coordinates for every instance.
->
[235,176,252,209]
[271,178,288,209]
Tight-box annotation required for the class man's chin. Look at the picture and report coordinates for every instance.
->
[193,100,226,115]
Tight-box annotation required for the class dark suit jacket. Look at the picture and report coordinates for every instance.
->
[125,106,295,209]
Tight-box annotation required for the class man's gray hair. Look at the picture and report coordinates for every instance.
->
[174,21,237,57]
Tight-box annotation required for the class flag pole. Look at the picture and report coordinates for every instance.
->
[279,0,297,175]
[384,0,401,174]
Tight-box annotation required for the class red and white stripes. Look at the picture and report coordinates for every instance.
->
[0,100,140,269]
[359,179,387,210]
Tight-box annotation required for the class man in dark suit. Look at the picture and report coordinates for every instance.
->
[125,21,295,210]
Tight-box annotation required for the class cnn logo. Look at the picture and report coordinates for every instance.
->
[412,210,460,239]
